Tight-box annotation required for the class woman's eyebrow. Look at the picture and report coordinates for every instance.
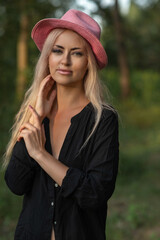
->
[54,45,82,50]
[71,47,81,51]
[54,45,64,49]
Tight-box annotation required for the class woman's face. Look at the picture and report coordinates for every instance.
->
[48,30,88,87]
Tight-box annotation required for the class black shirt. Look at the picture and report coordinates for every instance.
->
[5,102,119,240]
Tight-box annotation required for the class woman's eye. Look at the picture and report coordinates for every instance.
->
[52,49,63,54]
[73,52,83,56]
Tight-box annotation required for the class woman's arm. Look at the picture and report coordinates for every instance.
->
[18,106,69,187]
[34,150,69,186]
[5,139,38,196]
[5,75,56,195]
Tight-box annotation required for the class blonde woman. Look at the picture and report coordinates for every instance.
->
[4,9,119,240]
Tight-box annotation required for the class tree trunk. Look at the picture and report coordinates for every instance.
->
[16,11,28,102]
[113,0,130,99]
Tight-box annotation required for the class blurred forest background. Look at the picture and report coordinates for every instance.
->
[0,0,160,239]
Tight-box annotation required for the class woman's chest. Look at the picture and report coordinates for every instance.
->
[49,118,71,160]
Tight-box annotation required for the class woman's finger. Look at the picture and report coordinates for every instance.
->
[42,123,46,146]
[39,75,54,93]
[49,88,57,102]
[37,75,55,102]
[42,78,55,99]
[29,105,41,128]
[17,129,32,142]
[19,122,38,132]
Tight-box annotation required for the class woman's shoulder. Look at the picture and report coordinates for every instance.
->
[101,104,118,121]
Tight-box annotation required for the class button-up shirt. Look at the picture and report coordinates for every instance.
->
[5,102,119,240]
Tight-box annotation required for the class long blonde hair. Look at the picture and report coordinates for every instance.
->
[3,28,115,167]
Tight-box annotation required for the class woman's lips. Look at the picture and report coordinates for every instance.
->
[56,69,72,75]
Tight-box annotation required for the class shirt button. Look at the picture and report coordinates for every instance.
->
[51,202,54,206]
[54,221,57,225]
[55,183,58,188]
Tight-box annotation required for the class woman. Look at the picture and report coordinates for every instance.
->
[4,9,119,240]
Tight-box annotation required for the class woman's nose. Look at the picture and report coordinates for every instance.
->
[61,52,71,66]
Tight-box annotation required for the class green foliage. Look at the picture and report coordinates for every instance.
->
[101,68,160,108]
[126,203,150,228]
[126,1,160,70]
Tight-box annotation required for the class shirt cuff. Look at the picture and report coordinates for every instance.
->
[60,167,84,197]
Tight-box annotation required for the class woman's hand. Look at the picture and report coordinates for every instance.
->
[18,106,46,160]
[30,74,56,124]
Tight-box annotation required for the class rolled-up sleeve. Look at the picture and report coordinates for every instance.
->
[60,111,119,209]
[5,139,37,196]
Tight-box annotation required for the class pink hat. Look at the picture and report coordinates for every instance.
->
[31,9,107,69]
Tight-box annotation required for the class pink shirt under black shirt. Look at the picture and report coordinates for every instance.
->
[5,102,119,240]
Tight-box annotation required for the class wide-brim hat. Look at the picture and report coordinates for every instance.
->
[31,9,108,69]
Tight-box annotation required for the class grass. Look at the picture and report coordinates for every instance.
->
[106,126,160,240]
[0,69,160,239]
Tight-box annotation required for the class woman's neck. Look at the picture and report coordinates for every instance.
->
[56,83,89,112]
